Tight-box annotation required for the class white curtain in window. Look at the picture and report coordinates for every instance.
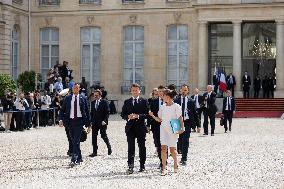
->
[123,26,144,86]
[80,27,101,85]
[167,25,189,86]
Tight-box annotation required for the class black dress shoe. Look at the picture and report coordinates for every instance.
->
[203,133,208,135]
[108,148,112,155]
[211,134,214,136]
[89,153,97,157]
[224,131,227,133]
[67,151,72,157]
[126,168,134,175]
[139,165,145,172]
[69,162,77,168]
[180,160,187,166]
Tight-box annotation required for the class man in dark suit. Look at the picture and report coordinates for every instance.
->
[253,76,261,98]
[59,83,91,168]
[89,89,112,157]
[226,73,236,97]
[175,84,197,165]
[203,85,217,136]
[262,75,269,98]
[147,85,164,168]
[121,83,149,174]
[268,74,276,98]
[191,88,204,133]
[213,71,219,94]
[242,71,251,98]
[222,90,236,132]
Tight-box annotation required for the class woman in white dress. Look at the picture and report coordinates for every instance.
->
[149,89,184,175]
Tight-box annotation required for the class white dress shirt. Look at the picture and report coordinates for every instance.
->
[132,96,139,106]
[70,94,82,119]
[14,98,28,111]
[181,96,189,120]
[41,95,51,110]
[194,94,200,109]
[159,97,163,108]
[225,97,231,111]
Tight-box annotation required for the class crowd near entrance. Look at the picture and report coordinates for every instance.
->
[208,22,277,98]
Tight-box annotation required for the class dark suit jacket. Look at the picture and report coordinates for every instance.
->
[90,99,109,126]
[226,75,236,89]
[203,92,218,115]
[190,94,204,109]
[121,97,149,134]
[222,97,236,114]
[174,96,197,127]
[59,94,91,127]
[242,75,251,90]
[147,98,161,128]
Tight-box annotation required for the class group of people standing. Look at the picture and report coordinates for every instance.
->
[39,81,236,176]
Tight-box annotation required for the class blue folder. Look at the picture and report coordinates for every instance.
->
[170,119,181,134]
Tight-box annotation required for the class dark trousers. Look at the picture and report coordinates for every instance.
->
[231,86,235,97]
[126,127,146,168]
[15,111,24,131]
[203,109,215,135]
[193,108,202,130]
[179,120,191,161]
[243,90,250,98]
[25,111,32,129]
[92,123,111,153]
[223,111,233,131]
[270,90,274,98]
[254,89,260,98]
[151,124,161,164]
[69,118,83,163]
[40,110,49,126]
[65,126,73,154]
[10,112,16,130]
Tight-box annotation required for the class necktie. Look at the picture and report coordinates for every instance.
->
[182,97,185,118]
[228,97,231,111]
[134,98,138,106]
[74,96,77,118]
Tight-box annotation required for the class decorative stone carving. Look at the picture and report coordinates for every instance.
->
[87,16,95,25]
[173,12,182,23]
[44,17,53,26]
[129,15,137,24]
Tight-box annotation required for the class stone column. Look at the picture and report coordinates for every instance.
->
[198,21,208,91]
[275,20,284,98]
[232,20,242,97]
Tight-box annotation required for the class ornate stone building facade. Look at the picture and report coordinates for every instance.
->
[1,0,284,99]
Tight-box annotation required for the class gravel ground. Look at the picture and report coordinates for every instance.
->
[0,115,284,189]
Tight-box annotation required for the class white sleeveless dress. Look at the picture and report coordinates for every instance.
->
[158,103,182,147]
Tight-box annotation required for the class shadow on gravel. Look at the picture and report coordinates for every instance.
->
[65,171,160,180]
[5,165,68,173]
[3,155,67,162]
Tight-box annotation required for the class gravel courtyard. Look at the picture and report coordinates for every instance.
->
[0,115,284,189]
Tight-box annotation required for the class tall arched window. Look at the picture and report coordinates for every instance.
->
[167,25,189,87]
[40,27,59,81]
[11,26,19,80]
[123,25,144,86]
[80,27,101,85]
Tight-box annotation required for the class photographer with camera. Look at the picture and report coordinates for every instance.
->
[14,93,29,131]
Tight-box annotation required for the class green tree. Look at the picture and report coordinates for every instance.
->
[17,71,41,93]
[0,74,17,98]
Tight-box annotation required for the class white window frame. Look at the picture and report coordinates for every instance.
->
[40,27,59,81]
[80,27,101,86]
[167,25,189,86]
[123,25,144,86]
